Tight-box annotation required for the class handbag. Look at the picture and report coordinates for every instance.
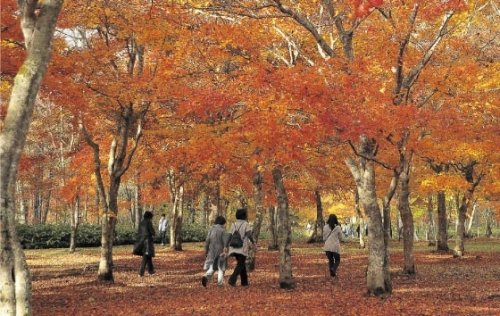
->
[132,239,144,256]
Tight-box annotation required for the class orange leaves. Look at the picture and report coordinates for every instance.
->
[350,0,384,18]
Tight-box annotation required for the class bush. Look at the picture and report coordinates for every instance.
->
[182,222,208,242]
[114,224,137,245]
[75,224,101,247]
[16,222,210,249]
[17,224,71,249]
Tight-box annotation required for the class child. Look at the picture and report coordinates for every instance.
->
[202,216,228,287]
[323,214,343,277]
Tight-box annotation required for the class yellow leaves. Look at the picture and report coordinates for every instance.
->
[1,40,18,49]
[419,173,468,193]
[0,80,12,94]
[474,62,500,91]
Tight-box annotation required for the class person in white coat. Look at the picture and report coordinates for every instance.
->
[158,214,168,246]
[323,214,343,277]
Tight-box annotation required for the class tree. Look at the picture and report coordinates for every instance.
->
[0,0,64,314]
[59,0,179,281]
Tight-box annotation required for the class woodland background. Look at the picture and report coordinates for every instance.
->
[1,0,499,315]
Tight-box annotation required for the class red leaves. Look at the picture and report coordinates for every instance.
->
[30,241,500,316]
[351,0,384,18]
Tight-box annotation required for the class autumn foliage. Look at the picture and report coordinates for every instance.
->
[1,0,499,311]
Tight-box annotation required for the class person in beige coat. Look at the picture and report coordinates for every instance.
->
[202,216,228,287]
[323,214,343,277]
[227,208,255,286]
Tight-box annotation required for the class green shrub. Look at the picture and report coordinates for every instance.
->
[16,222,210,249]
[182,222,208,242]
[114,224,137,245]
[17,224,71,249]
[75,224,101,247]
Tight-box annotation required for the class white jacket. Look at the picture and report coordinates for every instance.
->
[158,217,168,232]
[323,224,342,253]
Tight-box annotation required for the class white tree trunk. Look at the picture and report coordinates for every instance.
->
[0,1,63,314]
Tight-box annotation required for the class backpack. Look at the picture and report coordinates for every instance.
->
[229,223,245,248]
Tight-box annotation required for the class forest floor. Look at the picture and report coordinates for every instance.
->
[29,238,500,316]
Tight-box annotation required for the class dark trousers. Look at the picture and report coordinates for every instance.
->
[325,251,340,277]
[139,255,154,276]
[160,230,167,245]
[229,253,248,286]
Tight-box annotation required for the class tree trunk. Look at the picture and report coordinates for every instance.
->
[169,180,184,251]
[426,196,436,246]
[455,201,467,257]
[0,1,63,314]
[307,190,324,243]
[398,164,415,275]
[202,194,209,227]
[436,191,449,251]
[382,170,398,281]
[174,186,184,251]
[95,183,101,225]
[268,206,278,251]
[134,181,142,230]
[41,189,51,224]
[346,137,391,296]
[465,201,477,237]
[98,178,120,282]
[69,195,80,253]
[272,167,294,289]
[354,190,365,248]
[125,187,134,226]
[247,166,264,271]
[455,172,483,256]
[83,192,88,223]
[17,182,28,225]
[485,220,492,238]
[32,191,41,224]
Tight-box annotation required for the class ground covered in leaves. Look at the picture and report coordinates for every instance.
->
[29,239,500,315]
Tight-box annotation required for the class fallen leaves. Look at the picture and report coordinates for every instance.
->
[29,240,500,315]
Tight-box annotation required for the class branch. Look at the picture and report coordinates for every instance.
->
[79,117,108,207]
[117,103,150,178]
[273,0,335,57]
[393,4,419,104]
[347,140,394,170]
[416,88,439,108]
[402,11,454,91]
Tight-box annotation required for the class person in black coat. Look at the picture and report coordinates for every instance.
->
[137,211,155,276]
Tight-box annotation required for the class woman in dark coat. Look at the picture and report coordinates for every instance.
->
[137,211,155,276]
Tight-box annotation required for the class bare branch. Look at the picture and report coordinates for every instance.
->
[393,4,419,104]
[400,11,455,101]
[347,140,394,170]
[273,0,335,57]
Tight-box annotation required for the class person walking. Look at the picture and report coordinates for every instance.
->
[158,214,168,246]
[137,211,155,277]
[227,208,255,287]
[202,216,228,287]
[323,214,343,278]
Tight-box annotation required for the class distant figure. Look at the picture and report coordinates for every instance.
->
[323,214,343,278]
[137,211,155,277]
[202,215,228,287]
[227,208,255,287]
[306,222,313,233]
[158,214,168,246]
